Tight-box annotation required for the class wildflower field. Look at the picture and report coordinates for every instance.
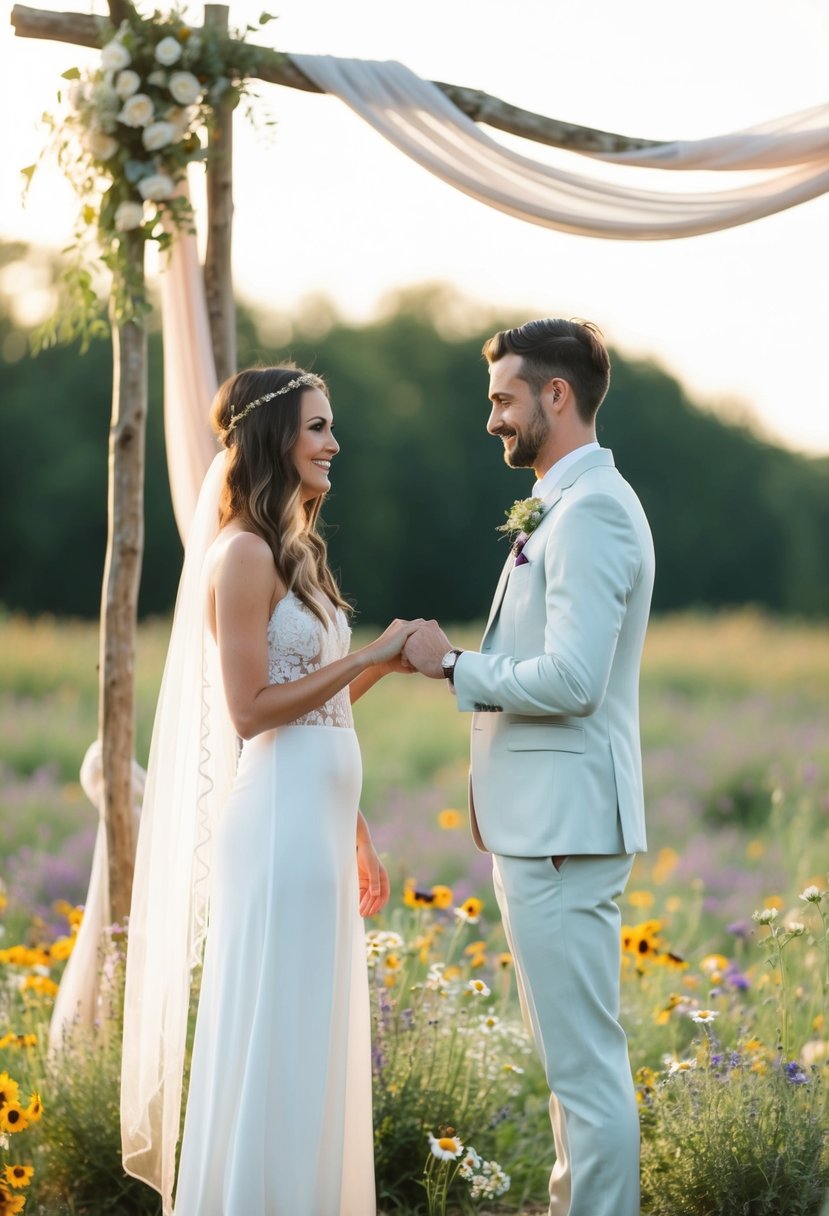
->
[0,609,828,1214]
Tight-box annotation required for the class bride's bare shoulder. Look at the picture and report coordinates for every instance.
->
[204,528,286,635]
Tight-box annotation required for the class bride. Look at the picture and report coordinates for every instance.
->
[121,365,419,1215]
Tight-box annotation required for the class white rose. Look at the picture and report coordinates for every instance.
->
[118,93,154,128]
[115,69,141,100]
[165,105,197,141]
[101,39,131,71]
[168,71,202,106]
[142,120,176,151]
[114,201,145,231]
[154,36,183,66]
[67,79,85,109]
[87,129,119,160]
[138,173,175,201]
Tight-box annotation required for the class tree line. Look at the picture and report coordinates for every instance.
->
[2,249,829,624]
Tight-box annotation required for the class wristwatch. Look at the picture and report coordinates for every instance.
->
[441,648,463,687]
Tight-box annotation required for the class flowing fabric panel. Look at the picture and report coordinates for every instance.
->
[293,56,829,239]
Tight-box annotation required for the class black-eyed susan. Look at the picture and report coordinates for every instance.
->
[0,1102,29,1134]
[403,880,453,910]
[0,1074,20,1109]
[454,897,484,924]
[49,936,76,963]
[497,952,513,969]
[437,808,463,830]
[3,1164,33,1189]
[0,1186,26,1215]
[430,885,453,910]
[24,1092,43,1124]
[427,1131,464,1161]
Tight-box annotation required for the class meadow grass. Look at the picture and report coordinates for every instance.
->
[1,609,828,1213]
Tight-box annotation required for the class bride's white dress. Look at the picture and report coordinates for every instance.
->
[172,591,376,1215]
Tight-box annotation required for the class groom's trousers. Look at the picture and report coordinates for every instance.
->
[492,852,639,1216]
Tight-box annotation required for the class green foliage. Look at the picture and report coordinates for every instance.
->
[640,1051,829,1215]
[4,246,829,621]
[367,910,543,1212]
[32,7,275,344]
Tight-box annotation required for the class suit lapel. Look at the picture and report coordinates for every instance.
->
[480,449,615,644]
[482,551,514,641]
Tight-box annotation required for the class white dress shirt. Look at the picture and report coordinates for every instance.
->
[532,441,601,500]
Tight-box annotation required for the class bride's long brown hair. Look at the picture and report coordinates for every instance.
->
[210,365,350,626]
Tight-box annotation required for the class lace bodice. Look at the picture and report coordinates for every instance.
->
[267,591,354,728]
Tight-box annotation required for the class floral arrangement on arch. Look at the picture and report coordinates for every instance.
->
[27,6,273,345]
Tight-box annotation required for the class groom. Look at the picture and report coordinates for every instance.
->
[404,317,654,1216]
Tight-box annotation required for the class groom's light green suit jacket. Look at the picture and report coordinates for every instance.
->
[453,448,655,857]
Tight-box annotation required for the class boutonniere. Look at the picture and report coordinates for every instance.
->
[497,496,545,538]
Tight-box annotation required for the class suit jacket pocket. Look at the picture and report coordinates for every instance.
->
[506,723,585,752]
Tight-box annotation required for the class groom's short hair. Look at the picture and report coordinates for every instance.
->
[482,318,611,423]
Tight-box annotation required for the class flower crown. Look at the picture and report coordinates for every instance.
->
[226,373,319,433]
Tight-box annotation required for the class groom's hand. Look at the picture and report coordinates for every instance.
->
[403,620,452,679]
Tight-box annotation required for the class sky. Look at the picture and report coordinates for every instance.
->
[2,0,828,454]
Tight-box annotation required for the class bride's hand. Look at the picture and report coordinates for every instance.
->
[356,833,390,917]
[363,619,423,668]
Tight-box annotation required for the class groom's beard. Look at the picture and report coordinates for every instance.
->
[501,398,549,468]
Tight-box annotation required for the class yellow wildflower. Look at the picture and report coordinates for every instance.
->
[0,1103,28,1134]
[651,847,679,885]
[402,880,453,910]
[3,1164,33,1189]
[0,1187,26,1214]
[437,809,463,830]
[20,975,59,999]
[764,895,785,911]
[49,936,76,963]
[627,890,655,910]
[746,839,766,860]
[497,952,513,969]
[455,897,484,924]
[25,1093,43,1124]
[0,1074,20,1108]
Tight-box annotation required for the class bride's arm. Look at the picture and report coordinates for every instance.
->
[356,810,390,916]
[349,652,412,704]
[215,534,417,739]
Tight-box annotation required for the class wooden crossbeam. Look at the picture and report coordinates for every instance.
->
[10,3,664,154]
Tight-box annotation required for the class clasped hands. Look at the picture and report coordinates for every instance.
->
[370,618,455,678]
[401,619,453,679]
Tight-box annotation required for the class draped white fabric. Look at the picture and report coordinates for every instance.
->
[160,191,220,540]
[121,449,238,1215]
[293,55,829,239]
[120,228,228,1213]
[48,742,145,1053]
[50,215,220,1065]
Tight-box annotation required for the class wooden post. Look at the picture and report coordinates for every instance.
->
[99,231,146,924]
[204,3,236,385]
